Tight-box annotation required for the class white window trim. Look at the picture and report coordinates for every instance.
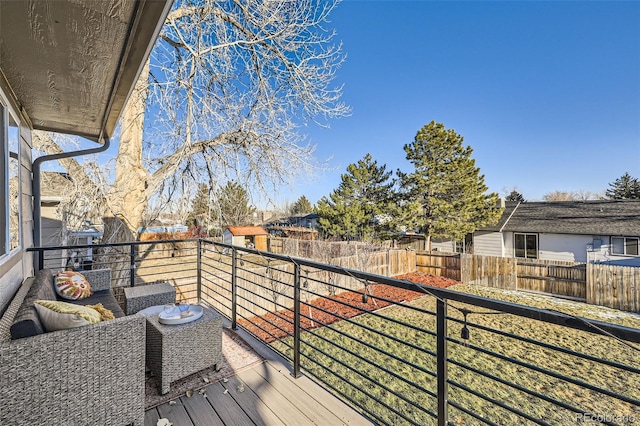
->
[611,236,640,257]
[514,232,538,259]
[0,89,22,259]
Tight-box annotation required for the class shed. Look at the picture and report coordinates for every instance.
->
[223,226,269,251]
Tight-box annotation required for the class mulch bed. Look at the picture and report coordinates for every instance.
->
[238,272,460,343]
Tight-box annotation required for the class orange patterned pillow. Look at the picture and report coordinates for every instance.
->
[54,271,92,300]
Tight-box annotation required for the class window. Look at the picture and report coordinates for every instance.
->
[1,101,21,257]
[514,233,537,259]
[611,237,639,256]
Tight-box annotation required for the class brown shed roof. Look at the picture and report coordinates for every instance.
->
[227,226,269,236]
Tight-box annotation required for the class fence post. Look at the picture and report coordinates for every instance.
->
[196,239,202,304]
[129,244,136,287]
[292,261,302,378]
[436,298,448,426]
[231,248,238,330]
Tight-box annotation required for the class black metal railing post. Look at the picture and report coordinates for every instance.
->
[231,248,238,330]
[196,239,202,304]
[37,250,44,272]
[292,261,302,378]
[129,244,136,287]
[437,298,449,426]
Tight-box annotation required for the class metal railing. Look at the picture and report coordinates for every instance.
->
[30,239,640,426]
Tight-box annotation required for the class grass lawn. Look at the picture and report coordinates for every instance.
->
[271,284,640,425]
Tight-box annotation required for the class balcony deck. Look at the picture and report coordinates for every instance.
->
[144,325,373,426]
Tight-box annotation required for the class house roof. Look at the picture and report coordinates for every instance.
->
[40,172,73,200]
[485,200,640,236]
[0,0,172,142]
[226,226,269,236]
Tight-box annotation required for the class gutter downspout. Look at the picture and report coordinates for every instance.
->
[32,138,111,267]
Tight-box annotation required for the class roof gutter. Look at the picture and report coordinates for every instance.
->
[33,138,111,250]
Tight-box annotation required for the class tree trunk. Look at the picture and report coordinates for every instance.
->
[98,61,150,288]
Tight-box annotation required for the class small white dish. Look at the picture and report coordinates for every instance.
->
[158,305,203,325]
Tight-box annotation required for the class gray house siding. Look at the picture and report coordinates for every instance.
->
[473,231,504,257]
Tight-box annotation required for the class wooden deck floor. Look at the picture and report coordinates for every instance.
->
[144,326,373,426]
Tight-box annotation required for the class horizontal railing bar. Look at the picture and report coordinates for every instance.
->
[447,337,640,407]
[297,295,439,360]
[297,341,429,425]
[447,356,602,417]
[447,400,499,426]
[447,316,640,375]
[301,285,439,338]
[300,324,439,397]
[448,379,551,425]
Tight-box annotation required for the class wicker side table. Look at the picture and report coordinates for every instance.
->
[124,282,176,314]
[145,306,222,394]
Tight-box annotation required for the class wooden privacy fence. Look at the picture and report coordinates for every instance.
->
[416,252,461,281]
[203,249,416,319]
[416,251,640,313]
[587,263,640,312]
[517,259,587,300]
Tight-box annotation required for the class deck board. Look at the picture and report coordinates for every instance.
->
[157,402,194,426]
[237,366,316,425]
[179,391,225,426]
[147,320,373,426]
[144,408,160,426]
[203,381,255,426]
[217,375,287,426]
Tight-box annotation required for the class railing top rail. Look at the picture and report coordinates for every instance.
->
[28,238,201,252]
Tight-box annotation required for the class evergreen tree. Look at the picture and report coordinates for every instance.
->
[398,121,502,249]
[317,154,395,240]
[505,190,525,202]
[290,196,313,214]
[213,181,255,227]
[606,172,640,199]
[187,183,211,227]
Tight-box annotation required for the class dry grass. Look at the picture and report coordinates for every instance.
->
[271,285,640,425]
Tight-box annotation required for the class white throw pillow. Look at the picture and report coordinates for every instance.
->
[33,300,99,331]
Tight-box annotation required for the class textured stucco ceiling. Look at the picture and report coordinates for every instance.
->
[0,0,171,142]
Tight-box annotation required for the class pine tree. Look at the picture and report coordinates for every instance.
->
[213,181,255,227]
[317,154,394,240]
[290,196,313,214]
[606,172,640,199]
[187,183,211,227]
[398,121,502,249]
[505,190,525,202]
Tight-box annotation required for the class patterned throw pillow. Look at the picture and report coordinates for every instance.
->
[54,271,92,300]
[34,300,102,332]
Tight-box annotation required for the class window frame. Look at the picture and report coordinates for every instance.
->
[611,236,639,257]
[0,94,22,258]
[514,232,538,259]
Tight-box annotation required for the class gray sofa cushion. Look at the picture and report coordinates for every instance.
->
[10,269,124,340]
[9,269,56,339]
[73,290,125,318]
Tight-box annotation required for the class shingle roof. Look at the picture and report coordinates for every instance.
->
[226,226,269,236]
[492,200,640,236]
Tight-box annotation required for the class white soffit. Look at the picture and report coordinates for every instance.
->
[0,0,171,142]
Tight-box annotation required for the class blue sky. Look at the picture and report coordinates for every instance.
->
[292,0,640,205]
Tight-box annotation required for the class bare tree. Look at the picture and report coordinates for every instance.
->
[34,0,348,284]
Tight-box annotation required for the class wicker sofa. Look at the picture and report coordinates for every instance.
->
[0,268,146,426]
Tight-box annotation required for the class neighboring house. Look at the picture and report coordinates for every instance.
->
[289,213,319,228]
[433,200,640,266]
[0,0,172,313]
[223,226,269,251]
